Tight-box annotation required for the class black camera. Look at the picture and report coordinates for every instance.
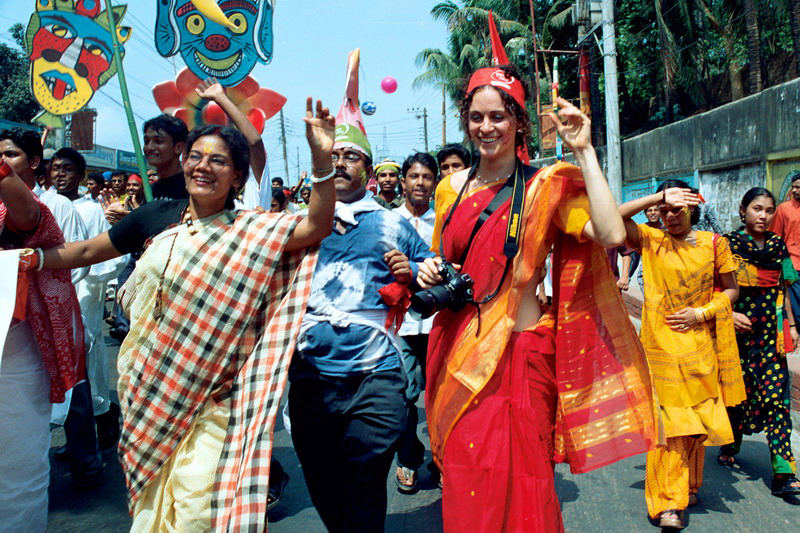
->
[409,262,475,319]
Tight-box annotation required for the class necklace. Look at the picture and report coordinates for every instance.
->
[474,168,514,186]
[183,206,198,235]
[153,206,194,320]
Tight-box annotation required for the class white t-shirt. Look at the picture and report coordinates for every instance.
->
[395,202,437,336]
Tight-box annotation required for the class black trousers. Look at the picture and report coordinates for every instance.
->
[396,334,429,470]
[289,358,407,533]
[63,381,102,478]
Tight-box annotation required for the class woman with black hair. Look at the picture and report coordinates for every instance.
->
[27,98,337,531]
[619,179,745,529]
[721,187,800,503]
[417,59,655,532]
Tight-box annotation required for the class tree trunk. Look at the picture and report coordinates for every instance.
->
[790,0,800,77]
[696,0,745,101]
[743,0,762,93]
[726,37,745,101]
[655,0,677,122]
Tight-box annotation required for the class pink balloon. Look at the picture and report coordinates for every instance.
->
[381,76,398,94]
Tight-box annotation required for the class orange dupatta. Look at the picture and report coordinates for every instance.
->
[426,162,655,474]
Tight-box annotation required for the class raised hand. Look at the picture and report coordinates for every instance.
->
[546,97,592,154]
[663,187,701,208]
[99,188,129,225]
[303,97,335,171]
[195,77,226,102]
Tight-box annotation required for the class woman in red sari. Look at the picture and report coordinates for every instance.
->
[418,64,655,532]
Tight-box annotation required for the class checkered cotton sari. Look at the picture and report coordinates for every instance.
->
[117,209,316,531]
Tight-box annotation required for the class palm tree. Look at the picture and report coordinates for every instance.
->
[696,0,747,101]
[743,0,763,93]
[414,1,530,104]
[782,0,800,76]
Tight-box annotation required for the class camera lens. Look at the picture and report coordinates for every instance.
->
[409,285,453,319]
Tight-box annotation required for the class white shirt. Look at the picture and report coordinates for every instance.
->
[72,196,127,282]
[33,186,89,284]
[395,202,436,336]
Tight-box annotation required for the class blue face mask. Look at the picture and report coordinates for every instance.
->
[155,0,274,87]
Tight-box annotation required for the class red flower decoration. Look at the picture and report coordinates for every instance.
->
[152,68,286,134]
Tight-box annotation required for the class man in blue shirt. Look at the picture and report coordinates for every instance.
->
[288,51,433,532]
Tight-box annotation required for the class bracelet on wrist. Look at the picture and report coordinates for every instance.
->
[310,168,335,183]
[35,248,44,271]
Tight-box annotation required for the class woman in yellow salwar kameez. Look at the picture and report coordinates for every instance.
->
[620,179,746,530]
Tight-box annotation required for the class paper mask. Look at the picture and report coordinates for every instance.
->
[25,0,131,128]
[155,0,274,87]
[152,67,286,134]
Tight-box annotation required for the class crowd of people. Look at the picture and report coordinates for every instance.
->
[1,54,800,533]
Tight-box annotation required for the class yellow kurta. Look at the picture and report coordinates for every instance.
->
[638,225,745,445]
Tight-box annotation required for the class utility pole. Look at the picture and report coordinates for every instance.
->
[528,0,542,156]
[408,107,429,152]
[600,0,622,202]
[296,146,300,182]
[441,86,447,146]
[279,108,289,181]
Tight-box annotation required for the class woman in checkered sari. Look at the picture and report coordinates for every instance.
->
[116,100,336,531]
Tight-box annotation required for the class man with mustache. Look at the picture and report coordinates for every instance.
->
[288,69,433,531]
[373,159,403,209]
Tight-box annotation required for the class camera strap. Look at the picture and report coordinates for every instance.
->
[439,159,531,305]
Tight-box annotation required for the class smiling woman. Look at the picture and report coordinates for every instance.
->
[419,61,654,532]
[109,103,337,531]
[26,96,338,531]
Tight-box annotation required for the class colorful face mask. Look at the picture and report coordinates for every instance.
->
[25,0,131,127]
[155,0,274,87]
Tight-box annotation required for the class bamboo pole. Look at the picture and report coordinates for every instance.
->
[104,0,152,201]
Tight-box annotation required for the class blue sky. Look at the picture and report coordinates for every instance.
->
[0,1,465,185]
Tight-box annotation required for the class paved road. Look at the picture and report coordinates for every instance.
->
[47,329,800,532]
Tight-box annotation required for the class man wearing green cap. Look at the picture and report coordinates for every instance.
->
[288,49,434,532]
[373,159,403,209]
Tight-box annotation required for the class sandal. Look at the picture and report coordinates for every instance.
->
[772,475,800,497]
[717,453,735,468]
[427,461,443,489]
[267,471,289,511]
[395,466,418,494]
[658,509,683,529]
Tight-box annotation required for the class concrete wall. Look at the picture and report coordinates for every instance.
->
[622,77,800,180]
